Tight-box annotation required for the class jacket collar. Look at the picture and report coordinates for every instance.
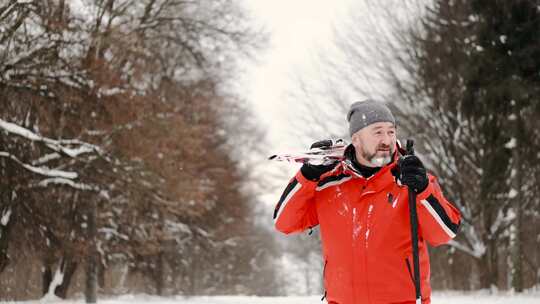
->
[341,144,400,192]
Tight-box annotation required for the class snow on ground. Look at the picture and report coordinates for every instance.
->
[3,291,539,304]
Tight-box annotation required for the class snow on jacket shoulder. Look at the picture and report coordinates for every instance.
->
[273,156,461,304]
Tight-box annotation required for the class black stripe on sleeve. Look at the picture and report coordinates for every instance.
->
[273,178,299,219]
[425,194,460,234]
[317,173,351,188]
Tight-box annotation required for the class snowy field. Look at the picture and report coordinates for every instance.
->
[3,291,539,304]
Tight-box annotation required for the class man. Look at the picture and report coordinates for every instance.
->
[273,100,461,304]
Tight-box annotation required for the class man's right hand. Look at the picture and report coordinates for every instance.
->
[300,139,340,181]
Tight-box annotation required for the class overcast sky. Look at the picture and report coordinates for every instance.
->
[241,0,355,151]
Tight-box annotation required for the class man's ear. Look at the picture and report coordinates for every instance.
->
[351,133,357,145]
[351,132,361,146]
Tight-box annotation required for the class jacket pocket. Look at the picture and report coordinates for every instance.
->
[405,257,415,286]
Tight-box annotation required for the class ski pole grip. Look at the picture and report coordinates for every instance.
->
[406,139,415,156]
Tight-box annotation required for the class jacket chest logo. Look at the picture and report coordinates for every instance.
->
[387,191,400,208]
[387,193,393,204]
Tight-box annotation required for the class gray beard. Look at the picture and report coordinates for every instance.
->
[361,149,393,167]
[368,155,392,167]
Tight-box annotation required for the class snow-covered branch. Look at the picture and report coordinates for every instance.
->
[0,151,78,179]
[32,152,62,166]
[0,119,111,193]
[1,207,11,226]
[0,118,104,158]
[448,239,486,259]
[30,178,111,199]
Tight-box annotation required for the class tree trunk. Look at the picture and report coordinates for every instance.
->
[490,239,499,290]
[507,206,524,292]
[98,261,105,289]
[0,207,12,274]
[86,252,97,303]
[477,242,498,290]
[511,128,524,292]
[155,252,164,296]
[188,246,200,295]
[85,199,98,303]
[0,177,14,275]
[42,263,53,295]
[512,198,524,292]
[54,256,78,298]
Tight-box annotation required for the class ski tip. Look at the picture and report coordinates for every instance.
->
[268,155,277,160]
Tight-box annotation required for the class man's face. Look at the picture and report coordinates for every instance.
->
[351,122,397,167]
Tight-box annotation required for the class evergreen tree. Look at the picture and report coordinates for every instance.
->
[463,0,540,291]
[400,0,540,290]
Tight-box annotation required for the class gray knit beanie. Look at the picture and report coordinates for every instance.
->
[347,99,395,136]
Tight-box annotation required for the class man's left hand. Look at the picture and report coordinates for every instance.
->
[397,155,429,193]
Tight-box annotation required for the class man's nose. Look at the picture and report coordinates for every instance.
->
[380,133,392,145]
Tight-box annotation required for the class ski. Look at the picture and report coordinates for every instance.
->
[268,139,348,164]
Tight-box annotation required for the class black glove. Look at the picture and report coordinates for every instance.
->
[300,140,339,181]
[397,155,429,193]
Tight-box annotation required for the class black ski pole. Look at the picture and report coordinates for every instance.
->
[405,139,422,304]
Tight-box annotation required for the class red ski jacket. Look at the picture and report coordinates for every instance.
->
[274,148,461,304]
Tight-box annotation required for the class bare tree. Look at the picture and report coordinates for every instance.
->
[1,0,274,300]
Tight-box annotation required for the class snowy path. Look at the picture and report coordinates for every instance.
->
[3,292,539,304]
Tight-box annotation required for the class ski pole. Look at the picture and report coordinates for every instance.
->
[405,139,422,304]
